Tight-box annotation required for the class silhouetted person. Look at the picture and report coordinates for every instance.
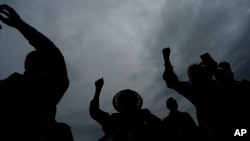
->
[90,78,161,141]
[200,54,234,84]
[218,62,235,82]
[162,97,199,141]
[0,4,73,141]
[44,122,74,141]
[238,79,250,119]
[162,47,250,141]
[217,61,250,120]
[200,53,250,140]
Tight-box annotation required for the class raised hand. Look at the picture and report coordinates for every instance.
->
[0,4,21,27]
[95,78,104,90]
[162,47,171,62]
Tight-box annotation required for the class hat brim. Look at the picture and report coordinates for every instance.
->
[112,89,143,112]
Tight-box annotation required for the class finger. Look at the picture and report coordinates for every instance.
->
[0,15,8,24]
[1,9,10,17]
[0,5,4,12]
[0,15,5,21]
[2,4,19,18]
[2,4,16,14]
[0,15,8,25]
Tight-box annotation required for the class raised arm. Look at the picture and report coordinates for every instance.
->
[89,78,110,124]
[162,48,190,93]
[0,4,58,53]
[0,4,66,72]
[0,4,69,105]
[162,48,180,88]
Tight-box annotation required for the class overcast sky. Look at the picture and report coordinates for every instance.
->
[1,0,250,141]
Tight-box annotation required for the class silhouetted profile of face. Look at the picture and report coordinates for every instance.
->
[166,97,178,112]
[113,89,143,113]
[187,63,212,85]
[24,51,44,72]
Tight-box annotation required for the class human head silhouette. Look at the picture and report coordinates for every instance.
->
[218,62,231,71]
[24,51,45,72]
[187,63,212,85]
[166,97,178,112]
[218,61,234,82]
[113,89,143,113]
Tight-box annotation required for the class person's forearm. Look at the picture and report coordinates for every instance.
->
[162,48,182,88]
[15,19,57,51]
[89,88,107,121]
[92,88,101,105]
[163,61,180,87]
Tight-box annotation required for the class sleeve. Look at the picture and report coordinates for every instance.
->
[16,20,58,53]
[163,63,193,100]
[16,20,68,75]
[17,20,69,105]
[89,100,110,125]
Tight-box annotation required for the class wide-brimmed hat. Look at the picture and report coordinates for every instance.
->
[113,89,143,113]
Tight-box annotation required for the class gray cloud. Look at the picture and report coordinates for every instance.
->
[1,0,250,140]
[142,0,250,125]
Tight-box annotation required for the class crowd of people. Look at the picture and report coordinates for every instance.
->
[162,47,250,141]
[89,48,250,141]
[1,4,249,141]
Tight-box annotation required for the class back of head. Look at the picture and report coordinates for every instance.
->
[187,63,212,85]
[25,51,45,72]
[218,61,234,82]
[218,62,231,71]
[166,97,178,112]
[113,89,143,113]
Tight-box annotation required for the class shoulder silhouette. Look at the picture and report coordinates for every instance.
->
[0,4,73,141]
[162,47,250,141]
[90,78,161,141]
[162,97,199,141]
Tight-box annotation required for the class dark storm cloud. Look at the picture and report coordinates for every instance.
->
[1,0,250,140]
[141,0,250,121]
[0,1,166,140]
[144,0,250,65]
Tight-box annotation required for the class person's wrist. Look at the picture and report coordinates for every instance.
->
[14,18,24,29]
[96,87,102,91]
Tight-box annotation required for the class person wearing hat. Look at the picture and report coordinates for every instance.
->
[89,78,161,141]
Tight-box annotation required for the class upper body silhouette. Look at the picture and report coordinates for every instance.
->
[162,47,250,141]
[162,97,199,141]
[90,78,161,141]
[0,4,72,141]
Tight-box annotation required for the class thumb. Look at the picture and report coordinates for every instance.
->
[0,15,8,24]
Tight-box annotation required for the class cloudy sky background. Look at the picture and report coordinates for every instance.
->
[1,0,250,140]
